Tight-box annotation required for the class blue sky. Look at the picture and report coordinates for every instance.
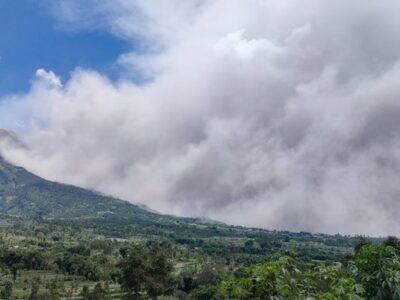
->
[0,0,130,96]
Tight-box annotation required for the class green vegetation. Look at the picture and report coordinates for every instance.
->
[0,222,397,299]
[118,245,173,299]
[0,156,398,299]
[220,256,364,299]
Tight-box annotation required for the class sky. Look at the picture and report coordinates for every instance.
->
[1,0,400,236]
[0,0,130,95]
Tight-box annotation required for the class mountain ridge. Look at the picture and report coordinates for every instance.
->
[0,154,189,226]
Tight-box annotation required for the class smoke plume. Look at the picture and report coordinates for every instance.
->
[1,0,400,235]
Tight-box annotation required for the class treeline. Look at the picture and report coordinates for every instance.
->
[0,215,392,299]
[0,236,400,299]
[114,237,400,299]
[6,214,365,266]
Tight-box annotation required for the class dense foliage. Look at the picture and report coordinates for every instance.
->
[218,239,400,300]
[349,243,400,299]
[0,214,398,299]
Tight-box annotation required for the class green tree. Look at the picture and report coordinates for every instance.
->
[384,236,400,251]
[28,280,39,300]
[354,237,371,255]
[0,280,13,300]
[145,246,174,299]
[118,245,173,300]
[89,283,108,300]
[119,245,147,299]
[47,279,59,299]
[81,285,90,300]
[191,285,220,300]
[349,244,400,299]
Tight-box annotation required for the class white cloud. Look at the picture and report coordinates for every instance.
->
[35,69,62,88]
[2,0,400,235]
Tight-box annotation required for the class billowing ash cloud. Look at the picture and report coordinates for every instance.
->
[2,0,400,235]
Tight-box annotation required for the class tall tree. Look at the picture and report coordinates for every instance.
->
[118,245,173,300]
[1,281,13,300]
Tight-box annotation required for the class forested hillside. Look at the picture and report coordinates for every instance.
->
[0,157,395,299]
